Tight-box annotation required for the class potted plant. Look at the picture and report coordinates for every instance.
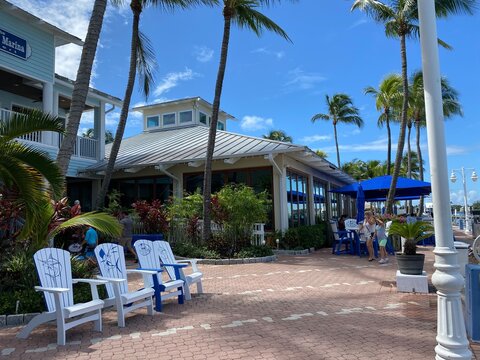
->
[388,220,434,275]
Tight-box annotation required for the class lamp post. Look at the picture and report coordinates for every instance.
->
[450,167,478,233]
[418,2,472,359]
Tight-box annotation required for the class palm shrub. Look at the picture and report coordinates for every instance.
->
[387,220,434,255]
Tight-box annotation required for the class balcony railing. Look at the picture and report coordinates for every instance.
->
[1,108,98,160]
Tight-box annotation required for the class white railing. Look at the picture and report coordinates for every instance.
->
[0,109,43,143]
[197,220,265,246]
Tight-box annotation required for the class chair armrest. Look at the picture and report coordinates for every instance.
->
[97,275,126,283]
[136,267,163,273]
[177,259,199,272]
[126,269,157,276]
[161,263,188,268]
[160,263,187,280]
[72,278,108,299]
[34,286,69,294]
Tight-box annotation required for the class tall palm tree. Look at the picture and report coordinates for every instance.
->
[352,0,474,214]
[202,0,291,241]
[311,93,363,168]
[82,128,114,144]
[56,0,108,177]
[409,70,462,213]
[0,110,65,237]
[364,74,402,175]
[263,130,293,142]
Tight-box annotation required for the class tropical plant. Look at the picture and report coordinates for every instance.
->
[387,220,433,255]
[132,199,169,234]
[342,159,386,180]
[263,130,293,142]
[408,70,462,213]
[0,110,65,237]
[56,0,108,176]
[82,128,115,144]
[364,73,402,174]
[352,0,475,214]
[311,93,363,168]
[202,0,291,241]
[315,150,328,159]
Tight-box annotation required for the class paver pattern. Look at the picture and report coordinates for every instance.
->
[1,245,479,359]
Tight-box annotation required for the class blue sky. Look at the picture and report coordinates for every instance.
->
[11,0,480,205]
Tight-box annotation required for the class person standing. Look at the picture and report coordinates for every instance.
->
[359,211,376,261]
[70,200,81,217]
[119,211,137,262]
[375,218,389,264]
[82,226,98,260]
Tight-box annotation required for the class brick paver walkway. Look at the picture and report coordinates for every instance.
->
[1,247,479,359]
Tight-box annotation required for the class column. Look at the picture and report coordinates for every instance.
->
[279,167,289,232]
[326,182,332,220]
[95,101,106,160]
[418,1,471,359]
[308,174,315,225]
[42,82,54,145]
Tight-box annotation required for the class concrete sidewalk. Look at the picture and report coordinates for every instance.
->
[0,246,478,359]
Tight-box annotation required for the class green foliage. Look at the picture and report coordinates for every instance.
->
[282,224,327,250]
[388,220,434,255]
[168,193,203,219]
[172,241,220,259]
[472,202,480,211]
[103,189,124,216]
[132,199,169,234]
[235,245,273,258]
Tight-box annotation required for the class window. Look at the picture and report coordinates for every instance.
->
[286,170,309,227]
[147,115,159,128]
[199,112,207,125]
[313,179,326,223]
[217,121,225,130]
[163,113,176,126]
[179,110,193,124]
[109,177,173,206]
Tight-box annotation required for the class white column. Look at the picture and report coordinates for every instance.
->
[42,82,54,145]
[96,102,106,160]
[279,167,288,232]
[417,2,472,359]
[308,174,315,225]
[326,182,332,220]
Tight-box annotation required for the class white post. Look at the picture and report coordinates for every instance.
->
[461,167,471,234]
[308,174,315,225]
[417,2,472,359]
[42,82,54,145]
[97,102,106,160]
[279,167,288,232]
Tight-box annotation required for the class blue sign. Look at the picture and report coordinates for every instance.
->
[0,28,31,60]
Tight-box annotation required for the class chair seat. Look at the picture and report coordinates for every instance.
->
[120,288,154,304]
[163,279,184,291]
[64,299,104,317]
[187,272,203,284]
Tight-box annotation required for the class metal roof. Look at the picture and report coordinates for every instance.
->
[0,0,83,46]
[84,125,354,184]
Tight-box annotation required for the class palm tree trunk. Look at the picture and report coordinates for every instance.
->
[386,114,391,175]
[56,0,107,177]
[415,119,424,215]
[386,33,409,214]
[94,2,141,209]
[406,121,412,213]
[202,9,232,242]
[333,122,340,168]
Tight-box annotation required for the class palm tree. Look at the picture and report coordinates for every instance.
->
[0,109,65,237]
[82,128,115,144]
[352,0,474,214]
[409,70,462,213]
[56,0,108,177]
[315,150,328,159]
[263,130,292,142]
[364,74,402,174]
[311,93,363,168]
[202,0,291,242]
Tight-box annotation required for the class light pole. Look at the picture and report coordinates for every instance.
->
[450,167,478,233]
[418,1,472,359]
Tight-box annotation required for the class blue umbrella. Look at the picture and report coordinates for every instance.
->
[356,184,365,224]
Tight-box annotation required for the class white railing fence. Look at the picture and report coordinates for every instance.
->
[0,109,43,143]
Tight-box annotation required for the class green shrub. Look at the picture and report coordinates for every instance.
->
[235,245,273,258]
[173,241,220,259]
[282,223,327,250]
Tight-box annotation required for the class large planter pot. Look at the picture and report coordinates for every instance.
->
[396,253,425,275]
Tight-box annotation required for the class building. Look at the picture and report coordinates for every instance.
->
[83,98,355,231]
[1,1,355,230]
[0,0,122,210]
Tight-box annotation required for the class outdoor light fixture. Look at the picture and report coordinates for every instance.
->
[450,167,477,234]
[276,238,280,250]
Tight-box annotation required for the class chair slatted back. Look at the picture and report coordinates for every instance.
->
[134,239,161,288]
[95,243,128,297]
[34,248,74,312]
[155,241,178,281]
[330,221,340,241]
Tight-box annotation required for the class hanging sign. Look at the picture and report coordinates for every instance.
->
[0,28,31,60]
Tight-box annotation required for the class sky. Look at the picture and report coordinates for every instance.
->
[9,0,480,205]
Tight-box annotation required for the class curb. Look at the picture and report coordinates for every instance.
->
[0,313,40,328]
[176,255,277,265]
[273,247,316,256]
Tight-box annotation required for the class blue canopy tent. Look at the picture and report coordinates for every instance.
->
[330,175,431,201]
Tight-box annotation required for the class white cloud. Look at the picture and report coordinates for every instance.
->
[348,19,368,30]
[194,46,214,63]
[450,189,479,205]
[322,138,393,153]
[9,0,104,80]
[301,134,331,143]
[284,68,326,91]
[240,115,274,132]
[153,68,198,97]
[447,146,469,155]
[252,47,285,59]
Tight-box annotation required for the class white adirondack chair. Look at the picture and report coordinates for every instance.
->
[17,248,106,345]
[134,239,185,311]
[344,218,359,230]
[155,241,203,301]
[94,243,155,327]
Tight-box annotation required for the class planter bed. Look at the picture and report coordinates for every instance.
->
[273,247,315,256]
[176,255,277,265]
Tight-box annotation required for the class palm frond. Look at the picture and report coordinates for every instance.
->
[311,113,330,123]
[49,212,123,239]
[0,109,64,141]
[136,30,157,97]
